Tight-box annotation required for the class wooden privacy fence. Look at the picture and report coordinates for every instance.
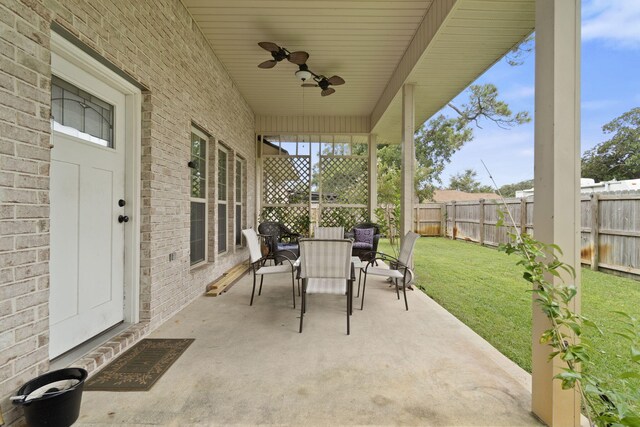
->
[413,192,640,278]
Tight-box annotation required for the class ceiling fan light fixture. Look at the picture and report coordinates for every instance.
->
[258,41,344,96]
[295,69,312,81]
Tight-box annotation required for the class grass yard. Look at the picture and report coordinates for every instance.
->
[378,237,640,390]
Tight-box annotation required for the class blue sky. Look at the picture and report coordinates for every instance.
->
[438,0,640,188]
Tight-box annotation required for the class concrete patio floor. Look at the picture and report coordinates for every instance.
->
[76,271,542,426]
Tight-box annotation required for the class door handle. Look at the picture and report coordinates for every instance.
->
[118,215,129,223]
[118,199,126,207]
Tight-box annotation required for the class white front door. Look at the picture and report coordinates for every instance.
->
[49,55,127,358]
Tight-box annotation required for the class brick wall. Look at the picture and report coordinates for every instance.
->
[0,0,255,424]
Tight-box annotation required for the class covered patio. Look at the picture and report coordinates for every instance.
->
[0,0,581,425]
[76,272,539,426]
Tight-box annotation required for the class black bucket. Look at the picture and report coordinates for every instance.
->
[12,367,88,427]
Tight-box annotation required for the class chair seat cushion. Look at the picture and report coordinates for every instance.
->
[352,241,373,250]
[257,264,292,275]
[306,278,347,295]
[365,267,404,278]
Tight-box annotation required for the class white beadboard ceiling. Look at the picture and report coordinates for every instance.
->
[181,0,535,142]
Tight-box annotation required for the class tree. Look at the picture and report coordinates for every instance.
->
[581,107,640,182]
[498,179,534,198]
[448,169,494,193]
[505,34,534,66]
[377,83,531,203]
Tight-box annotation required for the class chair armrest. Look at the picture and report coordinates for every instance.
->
[361,251,407,270]
[372,234,381,249]
[273,249,297,264]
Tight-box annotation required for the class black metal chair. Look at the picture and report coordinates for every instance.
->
[345,222,381,262]
[258,221,301,261]
[360,231,420,311]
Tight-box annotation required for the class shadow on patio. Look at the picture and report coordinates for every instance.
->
[76,272,542,426]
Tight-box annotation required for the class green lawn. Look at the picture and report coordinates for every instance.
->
[378,237,640,386]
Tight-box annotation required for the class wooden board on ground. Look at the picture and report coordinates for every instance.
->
[206,262,250,296]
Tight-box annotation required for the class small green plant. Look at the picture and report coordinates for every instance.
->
[480,159,639,426]
[497,215,640,426]
[375,203,401,256]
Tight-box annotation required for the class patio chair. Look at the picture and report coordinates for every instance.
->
[314,226,344,239]
[242,228,297,308]
[258,221,301,261]
[345,222,381,262]
[359,231,420,311]
[298,238,354,335]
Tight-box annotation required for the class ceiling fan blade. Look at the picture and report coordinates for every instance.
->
[327,75,345,86]
[288,51,309,65]
[258,41,280,52]
[321,88,336,97]
[258,60,277,69]
[301,83,318,87]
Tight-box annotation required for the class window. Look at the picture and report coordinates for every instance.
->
[235,158,245,246]
[51,75,114,147]
[217,146,228,254]
[190,128,208,266]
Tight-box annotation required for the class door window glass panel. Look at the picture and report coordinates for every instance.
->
[51,76,114,148]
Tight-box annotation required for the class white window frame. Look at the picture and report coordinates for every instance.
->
[190,127,208,267]
[235,158,245,247]
[217,145,229,254]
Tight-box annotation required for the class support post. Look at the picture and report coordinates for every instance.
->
[440,203,446,237]
[451,201,456,240]
[478,199,485,246]
[520,198,527,236]
[256,135,262,227]
[369,134,378,222]
[400,84,415,241]
[590,194,599,271]
[532,0,581,425]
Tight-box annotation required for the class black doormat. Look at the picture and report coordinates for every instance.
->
[84,338,194,392]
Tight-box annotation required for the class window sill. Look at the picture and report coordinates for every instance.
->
[190,261,211,273]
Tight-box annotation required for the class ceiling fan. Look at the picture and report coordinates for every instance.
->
[301,74,345,97]
[258,41,345,96]
[257,41,309,69]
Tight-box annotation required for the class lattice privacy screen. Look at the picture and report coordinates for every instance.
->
[261,155,311,234]
[319,156,368,227]
[260,152,370,233]
[320,207,369,228]
[262,156,310,204]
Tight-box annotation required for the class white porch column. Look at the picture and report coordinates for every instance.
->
[533,1,581,426]
[369,134,378,221]
[400,84,415,240]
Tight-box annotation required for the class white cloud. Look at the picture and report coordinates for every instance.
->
[582,0,640,48]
